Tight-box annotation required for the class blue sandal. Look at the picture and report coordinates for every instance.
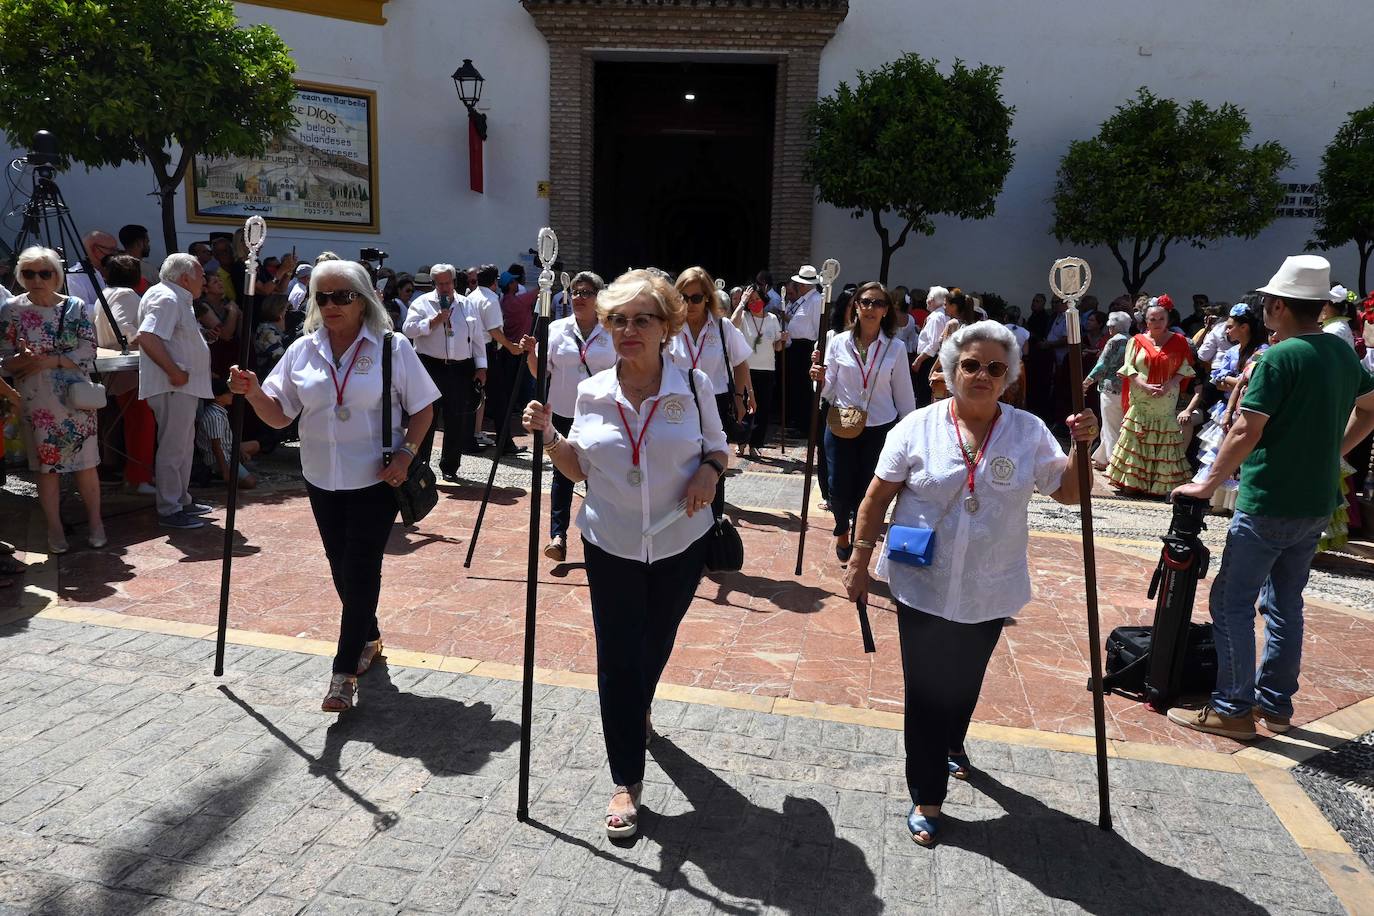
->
[948,752,971,780]
[907,804,940,847]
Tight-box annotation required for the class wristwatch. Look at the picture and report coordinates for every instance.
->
[702,457,725,478]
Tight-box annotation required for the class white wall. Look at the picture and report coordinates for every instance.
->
[816,0,1373,304]
[4,0,1369,306]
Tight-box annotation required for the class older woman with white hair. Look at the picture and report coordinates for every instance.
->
[522,268,728,840]
[0,247,105,552]
[1083,310,1134,470]
[229,259,439,712]
[843,320,1096,848]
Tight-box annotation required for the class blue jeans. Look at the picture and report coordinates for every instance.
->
[549,413,574,540]
[823,421,894,537]
[1208,510,1327,718]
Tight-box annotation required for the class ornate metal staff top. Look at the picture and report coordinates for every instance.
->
[243,216,267,298]
[820,258,841,309]
[1049,256,1092,346]
[536,227,558,320]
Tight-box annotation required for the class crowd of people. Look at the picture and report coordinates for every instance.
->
[5,230,1374,847]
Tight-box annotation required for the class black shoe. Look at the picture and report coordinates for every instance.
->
[836,541,853,563]
[441,470,459,483]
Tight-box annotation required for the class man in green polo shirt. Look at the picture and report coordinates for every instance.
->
[1169,255,1374,740]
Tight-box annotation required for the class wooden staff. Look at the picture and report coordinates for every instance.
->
[794,258,839,576]
[778,285,787,458]
[215,215,266,676]
[1051,256,1112,832]
[517,227,558,822]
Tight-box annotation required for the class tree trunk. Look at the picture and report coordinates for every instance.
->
[878,245,893,286]
[1359,239,1370,298]
[159,183,179,257]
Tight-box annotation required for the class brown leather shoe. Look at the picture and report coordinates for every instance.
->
[1166,705,1257,741]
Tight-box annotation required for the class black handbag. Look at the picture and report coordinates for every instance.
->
[716,317,754,445]
[382,333,439,525]
[686,367,744,572]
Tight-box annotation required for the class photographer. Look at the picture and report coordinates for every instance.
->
[1169,256,1374,741]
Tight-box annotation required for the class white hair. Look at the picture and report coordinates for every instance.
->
[16,246,64,288]
[430,263,456,281]
[939,319,1022,388]
[927,285,949,306]
[1106,310,1133,336]
[302,260,394,337]
[159,252,201,286]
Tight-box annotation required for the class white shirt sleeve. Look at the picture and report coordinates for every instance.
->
[137,288,180,341]
[692,369,728,455]
[1031,417,1070,494]
[391,333,442,413]
[819,333,841,401]
[261,340,304,419]
[722,319,752,367]
[890,348,917,417]
[402,296,436,340]
[875,416,918,482]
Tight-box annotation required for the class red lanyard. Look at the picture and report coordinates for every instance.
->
[328,340,366,409]
[849,338,885,389]
[949,401,1000,499]
[682,326,710,370]
[615,398,661,467]
[573,324,603,375]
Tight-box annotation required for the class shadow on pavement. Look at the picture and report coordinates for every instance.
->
[704,569,833,614]
[952,770,1268,914]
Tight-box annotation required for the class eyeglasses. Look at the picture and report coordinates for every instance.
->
[958,358,1009,378]
[20,269,55,281]
[855,297,888,309]
[570,289,597,299]
[682,293,708,305]
[606,312,663,331]
[314,290,361,306]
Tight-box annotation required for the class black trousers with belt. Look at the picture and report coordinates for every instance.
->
[897,604,1005,807]
[747,369,775,449]
[418,354,476,474]
[306,481,398,675]
[584,533,709,786]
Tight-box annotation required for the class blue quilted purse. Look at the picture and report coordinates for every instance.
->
[886,525,935,567]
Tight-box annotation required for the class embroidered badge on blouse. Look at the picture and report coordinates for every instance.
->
[353,356,374,374]
[990,456,1015,483]
[662,398,685,424]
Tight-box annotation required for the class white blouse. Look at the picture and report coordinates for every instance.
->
[820,330,917,427]
[874,402,1068,623]
[262,326,440,491]
[731,308,783,371]
[546,316,616,417]
[668,317,752,394]
[568,355,728,563]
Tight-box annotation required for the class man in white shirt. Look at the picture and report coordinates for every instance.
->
[912,286,951,406]
[782,265,823,432]
[1196,309,1231,370]
[470,264,523,450]
[138,254,215,529]
[402,263,487,481]
[64,229,119,319]
[286,263,312,313]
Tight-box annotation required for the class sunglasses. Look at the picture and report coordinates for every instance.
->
[682,293,708,305]
[855,297,888,309]
[20,269,55,281]
[606,312,663,331]
[570,288,597,299]
[958,358,1009,378]
[314,289,361,306]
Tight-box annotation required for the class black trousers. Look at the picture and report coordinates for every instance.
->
[306,482,399,675]
[549,413,575,539]
[897,605,1005,806]
[823,420,894,537]
[584,533,709,786]
[417,355,475,474]
[784,339,815,431]
[747,369,775,449]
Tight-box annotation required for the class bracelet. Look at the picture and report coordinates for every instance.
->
[397,444,416,459]
[853,539,877,550]
[543,430,562,453]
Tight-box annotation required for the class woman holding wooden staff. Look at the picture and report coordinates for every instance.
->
[810,282,916,563]
[522,269,728,839]
[842,320,1097,847]
[523,270,615,562]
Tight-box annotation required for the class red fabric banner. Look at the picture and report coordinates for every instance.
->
[468,116,484,194]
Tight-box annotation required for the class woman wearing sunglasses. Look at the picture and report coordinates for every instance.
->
[229,260,438,713]
[0,247,105,553]
[809,282,916,562]
[669,267,752,516]
[842,320,1097,847]
[523,270,615,562]
[521,269,728,839]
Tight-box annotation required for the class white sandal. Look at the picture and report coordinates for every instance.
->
[606,783,642,839]
[322,673,356,713]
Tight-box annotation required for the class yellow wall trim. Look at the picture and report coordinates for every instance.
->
[243,0,388,26]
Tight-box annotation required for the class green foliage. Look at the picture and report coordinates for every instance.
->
[805,53,1015,283]
[1307,104,1374,295]
[1052,88,1292,297]
[0,0,296,250]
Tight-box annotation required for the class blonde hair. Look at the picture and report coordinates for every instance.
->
[674,266,723,317]
[303,260,394,336]
[598,268,686,344]
[16,246,64,289]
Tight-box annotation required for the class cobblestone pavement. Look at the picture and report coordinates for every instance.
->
[1295,731,1374,873]
[0,617,1352,915]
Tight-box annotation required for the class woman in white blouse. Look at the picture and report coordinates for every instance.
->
[843,320,1097,847]
[522,269,728,840]
[670,266,752,515]
[229,260,439,713]
[810,282,917,562]
[524,270,616,562]
[730,284,784,458]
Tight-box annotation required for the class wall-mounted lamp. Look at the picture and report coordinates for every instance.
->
[452,58,487,193]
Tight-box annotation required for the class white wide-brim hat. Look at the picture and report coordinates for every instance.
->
[790,265,820,285]
[1256,255,1331,301]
